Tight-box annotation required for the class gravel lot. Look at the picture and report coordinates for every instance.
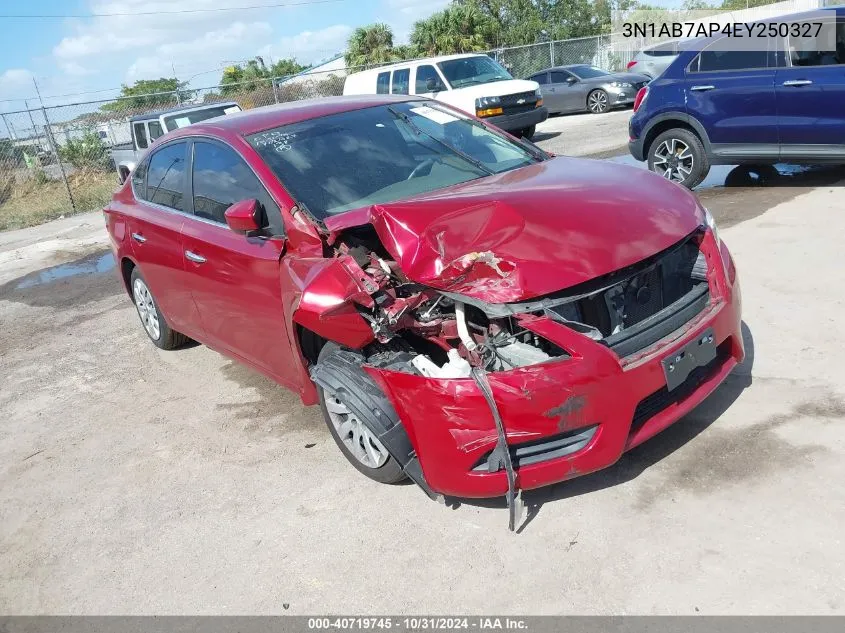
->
[2,111,845,614]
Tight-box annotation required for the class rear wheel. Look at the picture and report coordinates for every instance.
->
[130,268,189,350]
[647,128,709,189]
[587,89,609,114]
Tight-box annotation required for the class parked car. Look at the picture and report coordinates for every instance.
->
[528,64,650,114]
[104,95,742,528]
[626,41,680,79]
[343,54,548,138]
[629,9,845,189]
[111,101,241,183]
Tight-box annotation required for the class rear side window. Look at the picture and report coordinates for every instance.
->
[145,142,187,210]
[133,122,148,149]
[695,49,769,72]
[191,141,282,234]
[391,68,410,95]
[131,159,148,199]
[644,42,677,57]
[531,72,548,85]
[376,72,390,94]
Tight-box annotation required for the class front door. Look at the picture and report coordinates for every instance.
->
[776,17,845,157]
[684,44,779,159]
[549,69,586,112]
[179,138,297,387]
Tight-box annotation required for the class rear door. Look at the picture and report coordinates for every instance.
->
[128,140,200,335]
[685,41,779,159]
[775,16,845,158]
[180,138,295,383]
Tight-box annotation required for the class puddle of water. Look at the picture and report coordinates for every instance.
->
[606,155,843,190]
[16,252,115,290]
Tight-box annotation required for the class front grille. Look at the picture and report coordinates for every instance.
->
[499,91,538,107]
[548,229,708,357]
[630,342,730,434]
[633,81,649,90]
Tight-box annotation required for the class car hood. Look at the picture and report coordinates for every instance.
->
[324,157,705,303]
[446,78,538,99]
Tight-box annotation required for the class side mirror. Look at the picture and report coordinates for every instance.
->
[426,78,441,92]
[566,76,578,84]
[224,199,261,233]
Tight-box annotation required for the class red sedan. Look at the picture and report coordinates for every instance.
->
[104,95,743,529]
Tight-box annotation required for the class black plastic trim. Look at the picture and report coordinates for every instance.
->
[472,425,598,472]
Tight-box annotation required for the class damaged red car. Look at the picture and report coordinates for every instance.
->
[105,95,743,527]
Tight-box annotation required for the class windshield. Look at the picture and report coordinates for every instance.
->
[570,66,611,79]
[247,101,541,220]
[162,104,240,131]
[437,56,512,88]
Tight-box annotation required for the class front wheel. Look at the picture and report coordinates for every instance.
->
[587,89,609,114]
[647,128,710,189]
[517,125,536,140]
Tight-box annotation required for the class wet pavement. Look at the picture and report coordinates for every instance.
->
[604,156,845,228]
[14,251,115,290]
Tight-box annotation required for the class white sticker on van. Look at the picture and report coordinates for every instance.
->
[410,106,459,125]
[223,106,240,115]
[172,117,191,128]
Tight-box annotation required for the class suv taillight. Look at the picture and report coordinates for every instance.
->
[626,60,637,70]
[633,86,649,113]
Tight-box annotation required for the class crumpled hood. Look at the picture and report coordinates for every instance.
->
[324,156,705,303]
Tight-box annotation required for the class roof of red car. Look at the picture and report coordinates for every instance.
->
[184,94,424,137]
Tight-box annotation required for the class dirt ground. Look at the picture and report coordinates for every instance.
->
[1,116,844,614]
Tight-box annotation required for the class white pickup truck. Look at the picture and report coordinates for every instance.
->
[111,101,241,183]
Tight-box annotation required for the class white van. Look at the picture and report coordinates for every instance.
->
[343,53,548,138]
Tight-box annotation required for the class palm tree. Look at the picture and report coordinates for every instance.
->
[410,5,492,56]
[345,23,397,68]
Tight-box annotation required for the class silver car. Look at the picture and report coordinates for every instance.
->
[625,41,680,79]
[528,65,650,115]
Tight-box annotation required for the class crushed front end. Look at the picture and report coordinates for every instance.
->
[307,218,742,506]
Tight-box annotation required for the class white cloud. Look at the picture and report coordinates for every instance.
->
[59,62,95,76]
[382,0,450,43]
[259,24,353,66]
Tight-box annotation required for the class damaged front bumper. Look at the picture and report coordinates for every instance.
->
[363,237,743,499]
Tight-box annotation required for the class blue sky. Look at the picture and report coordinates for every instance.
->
[0,0,449,111]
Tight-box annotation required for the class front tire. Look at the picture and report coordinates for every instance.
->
[517,125,536,140]
[587,89,609,114]
[130,268,189,350]
[647,128,709,189]
[316,344,406,485]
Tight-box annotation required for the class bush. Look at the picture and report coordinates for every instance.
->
[58,131,110,171]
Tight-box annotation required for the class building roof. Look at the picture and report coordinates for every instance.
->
[129,101,239,123]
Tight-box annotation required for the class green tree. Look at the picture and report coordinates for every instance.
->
[58,131,109,171]
[411,4,493,55]
[345,23,400,67]
[100,78,192,112]
[270,57,309,77]
[220,57,308,95]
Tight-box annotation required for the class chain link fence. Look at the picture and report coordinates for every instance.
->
[0,33,631,231]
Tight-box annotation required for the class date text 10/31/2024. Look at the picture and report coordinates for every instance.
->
[307,617,528,630]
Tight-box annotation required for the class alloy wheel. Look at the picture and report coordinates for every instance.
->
[588,91,608,113]
[324,394,389,468]
[652,138,694,184]
[132,278,161,341]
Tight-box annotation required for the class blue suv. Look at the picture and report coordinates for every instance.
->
[628,8,845,188]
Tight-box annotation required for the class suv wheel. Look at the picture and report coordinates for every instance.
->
[647,128,709,189]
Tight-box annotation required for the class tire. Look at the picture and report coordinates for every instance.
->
[647,128,710,189]
[519,125,536,140]
[315,343,406,485]
[129,268,189,350]
[587,89,609,114]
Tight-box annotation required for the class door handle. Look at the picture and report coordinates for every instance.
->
[185,250,206,264]
[782,79,812,87]
[690,85,715,92]
[131,232,146,243]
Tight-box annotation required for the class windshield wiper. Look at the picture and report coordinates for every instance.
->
[387,105,494,176]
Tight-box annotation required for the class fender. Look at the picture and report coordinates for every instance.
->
[641,110,713,156]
